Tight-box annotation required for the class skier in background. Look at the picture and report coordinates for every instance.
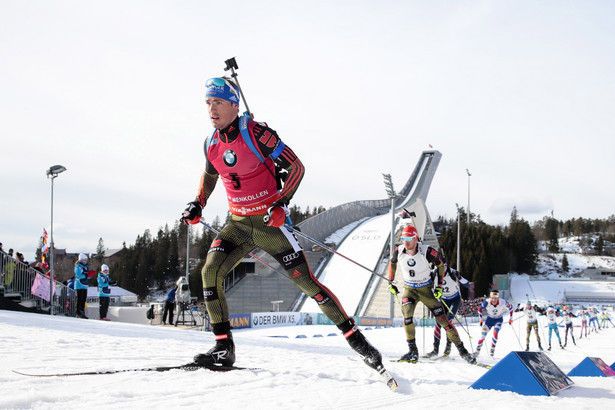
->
[516,301,543,351]
[388,225,475,364]
[579,310,589,339]
[474,290,514,358]
[545,306,564,350]
[600,310,614,328]
[424,260,471,358]
[589,307,600,332]
[562,306,576,347]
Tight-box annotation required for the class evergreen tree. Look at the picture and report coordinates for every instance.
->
[596,235,604,255]
[153,227,170,288]
[95,238,106,268]
[545,217,560,252]
[508,212,537,273]
[562,253,569,272]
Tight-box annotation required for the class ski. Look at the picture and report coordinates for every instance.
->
[391,359,418,364]
[391,357,492,369]
[12,364,259,377]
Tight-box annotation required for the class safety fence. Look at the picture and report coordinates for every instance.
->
[0,251,73,316]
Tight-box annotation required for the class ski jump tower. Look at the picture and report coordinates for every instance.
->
[294,150,443,316]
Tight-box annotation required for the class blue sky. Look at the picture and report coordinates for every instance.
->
[1,0,614,260]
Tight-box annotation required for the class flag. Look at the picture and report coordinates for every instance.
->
[31,273,55,302]
[429,144,433,148]
[41,228,49,254]
[41,256,49,269]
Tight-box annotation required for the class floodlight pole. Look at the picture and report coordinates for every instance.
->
[46,165,67,315]
[383,173,397,318]
[456,203,461,272]
[466,169,471,226]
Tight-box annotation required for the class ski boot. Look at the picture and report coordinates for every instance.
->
[424,342,439,358]
[442,339,452,357]
[548,344,552,351]
[525,344,529,352]
[343,320,383,370]
[192,322,235,367]
[457,344,476,364]
[473,345,482,358]
[538,343,543,351]
[489,345,495,358]
[399,340,419,363]
[560,343,564,349]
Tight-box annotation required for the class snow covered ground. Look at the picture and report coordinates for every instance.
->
[2,309,615,410]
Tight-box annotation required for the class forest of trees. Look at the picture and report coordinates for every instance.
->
[437,209,615,298]
[43,205,615,302]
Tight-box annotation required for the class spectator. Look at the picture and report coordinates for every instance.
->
[0,242,5,280]
[162,285,177,325]
[4,249,16,291]
[97,264,116,321]
[16,252,26,264]
[74,253,95,319]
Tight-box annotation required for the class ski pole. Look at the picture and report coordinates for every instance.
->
[440,298,473,340]
[199,219,290,279]
[283,224,394,284]
[462,309,474,351]
[510,322,524,349]
[224,57,252,117]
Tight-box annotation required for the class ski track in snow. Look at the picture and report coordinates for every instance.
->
[2,310,615,409]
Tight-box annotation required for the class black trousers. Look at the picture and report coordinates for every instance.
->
[163,301,175,324]
[99,297,110,319]
[76,289,87,316]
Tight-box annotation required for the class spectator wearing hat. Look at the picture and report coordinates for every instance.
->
[97,264,116,321]
[74,253,95,319]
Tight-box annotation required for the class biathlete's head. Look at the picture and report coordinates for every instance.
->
[400,225,419,251]
[489,290,499,304]
[205,77,240,130]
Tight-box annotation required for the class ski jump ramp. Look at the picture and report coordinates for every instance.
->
[299,150,442,316]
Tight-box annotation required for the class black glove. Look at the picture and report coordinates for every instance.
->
[389,284,399,295]
[181,201,202,225]
[433,286,443,300]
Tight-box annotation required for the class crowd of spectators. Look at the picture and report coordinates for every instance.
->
[458,296,486,316]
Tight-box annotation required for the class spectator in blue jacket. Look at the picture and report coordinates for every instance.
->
[97,264,116,321]
[162,286,177,325]
[74,253,94,319]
